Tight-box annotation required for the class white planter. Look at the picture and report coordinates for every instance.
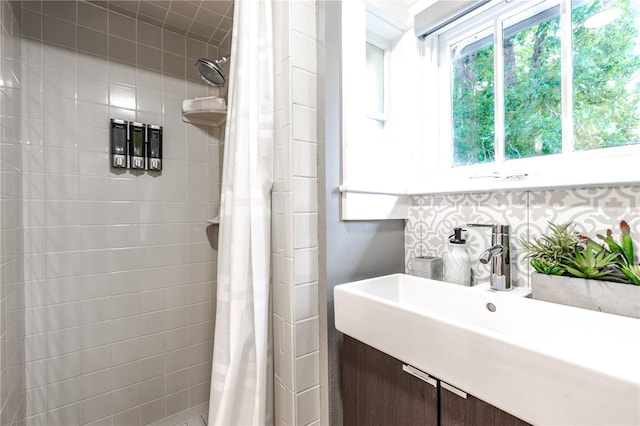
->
[531,272,640,319]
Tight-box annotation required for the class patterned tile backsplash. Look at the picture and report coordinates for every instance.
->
[405,185,640,288]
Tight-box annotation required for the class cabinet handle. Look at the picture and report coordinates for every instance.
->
[441,381,467,399]
[402,364,438,387]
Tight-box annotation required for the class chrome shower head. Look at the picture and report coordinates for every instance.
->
[195,57,228,87]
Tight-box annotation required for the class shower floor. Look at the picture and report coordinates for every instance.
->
[176,413,208,426]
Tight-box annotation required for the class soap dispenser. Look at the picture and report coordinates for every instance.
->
[443,227,471,286]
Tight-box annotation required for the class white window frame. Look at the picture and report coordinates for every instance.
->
[339,0,412,220]
[365,38,390,127]
[418,0,640,194]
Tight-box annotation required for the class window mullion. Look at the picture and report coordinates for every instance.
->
[560,0,574,155]
[494,16,505,165]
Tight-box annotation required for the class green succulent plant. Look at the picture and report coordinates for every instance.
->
[521,220,640,285]
[561,240,624,281]
[520,222,579,275]
[598,220,640,284]
[620,264,640,285]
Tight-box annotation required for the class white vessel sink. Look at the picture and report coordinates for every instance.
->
[334,273,640,425]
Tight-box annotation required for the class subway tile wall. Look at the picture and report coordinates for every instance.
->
[1,2,26,425]
[272,1,321,425]
[16,2,229,425]
[405,186,640,287]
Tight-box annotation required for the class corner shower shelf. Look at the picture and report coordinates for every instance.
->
[182,96,227,127]
[207,216,220,225]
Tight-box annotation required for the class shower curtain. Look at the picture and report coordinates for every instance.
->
[207,1,274,425]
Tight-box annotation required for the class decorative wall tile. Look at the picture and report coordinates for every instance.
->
[406,185,640,287]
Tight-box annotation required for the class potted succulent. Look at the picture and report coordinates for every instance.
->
[521,221,640,319]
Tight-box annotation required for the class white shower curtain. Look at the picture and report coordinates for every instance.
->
[208,1,274,425]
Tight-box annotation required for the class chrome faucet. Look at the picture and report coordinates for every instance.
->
[468,223,512,291]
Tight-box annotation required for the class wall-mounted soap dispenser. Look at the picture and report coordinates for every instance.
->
[147,124,162,171]
[110,119,128,168]
[129,122,146,170]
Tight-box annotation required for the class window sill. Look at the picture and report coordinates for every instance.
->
[339,185,410,220]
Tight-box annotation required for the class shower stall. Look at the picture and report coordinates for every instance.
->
[0,1,232,424]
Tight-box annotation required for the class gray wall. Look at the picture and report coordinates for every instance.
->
[318,2,406,425]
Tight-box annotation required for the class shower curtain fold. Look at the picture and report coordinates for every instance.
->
[208,1,274,425]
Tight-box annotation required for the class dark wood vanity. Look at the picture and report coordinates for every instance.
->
[343,335,531,426]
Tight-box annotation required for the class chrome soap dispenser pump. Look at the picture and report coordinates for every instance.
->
[443,227,472,286]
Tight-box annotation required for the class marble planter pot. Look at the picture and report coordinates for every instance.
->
[531,272,640,319]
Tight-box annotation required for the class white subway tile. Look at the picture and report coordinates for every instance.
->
[81,346,112,374]
[294,247,318,285]
[293,213,318,249]
[292,67,316,109]
[295,386,320,426]
[292,104,316,143]
[46,301,79,331]
[295,351,319,392]
[78,249,112,276]
[44,226,79,253]
[110,201,139,225]
[294,317,319,357]
[141,354,164,381]
[78,77,109,104]
[293,177,318,213]
[292,2,317,40]
[79,226,110,250]
[283,323,294,391]
[292,140,317,178]
[82,392,112,424]
[78,100,109,129]
[79,177,109,200]
[140,202,164,224]
[292,32,317,74]
[111,340,141,367]
[294,282,318,321]
[109,177,138,202]
[47,401,82,426]
[81,321,111,349]
[78,151,109,177]
[45,276,78,305]
[42,121,78,149]
[80,297,110,329]
[79,202,109,225]
[43,94,77,125]
[82,368,113,400]
[46,377,82,409]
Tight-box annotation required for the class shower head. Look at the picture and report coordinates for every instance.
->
[195,57,228,87]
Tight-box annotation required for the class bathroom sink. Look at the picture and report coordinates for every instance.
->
[334,273,640,425]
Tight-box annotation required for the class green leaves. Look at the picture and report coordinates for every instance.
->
[522,220,640,285]
[598,220,635,265]
[561,241,622,281]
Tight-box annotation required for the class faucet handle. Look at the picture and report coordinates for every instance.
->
[467,223,510,234]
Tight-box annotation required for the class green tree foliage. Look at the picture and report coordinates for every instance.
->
[504,10,562,159]
[451,44,495,166]
[450,0,640,166]
[573,0,640,150]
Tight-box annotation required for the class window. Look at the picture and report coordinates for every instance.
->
[365,42,387,129]
[425,0,640,190]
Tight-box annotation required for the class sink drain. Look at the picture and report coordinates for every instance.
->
[486,302,496,312]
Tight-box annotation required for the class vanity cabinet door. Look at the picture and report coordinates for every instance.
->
[440,384,531,426]
[343,336,438,426]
